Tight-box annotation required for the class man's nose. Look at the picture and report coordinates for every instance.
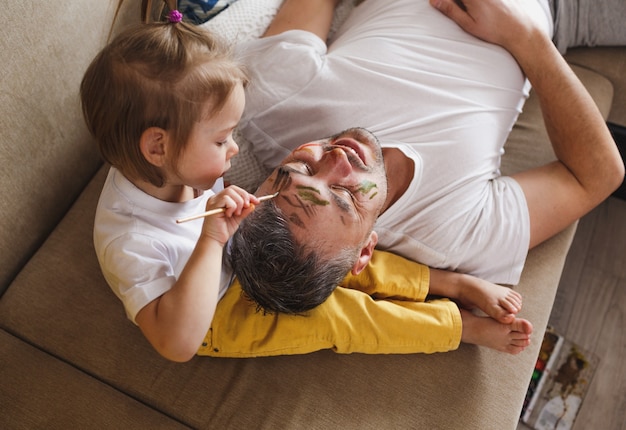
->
[322,147,353,177]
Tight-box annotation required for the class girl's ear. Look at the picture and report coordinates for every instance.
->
[139,127,169,167]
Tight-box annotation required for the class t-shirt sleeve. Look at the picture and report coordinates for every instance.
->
[236,30,327,126]
[100,233,176,323]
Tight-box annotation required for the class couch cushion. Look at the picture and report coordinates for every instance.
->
[0,0,141,294]
[0,330,189,429]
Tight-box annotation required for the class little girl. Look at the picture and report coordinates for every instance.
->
[80,10,258,362]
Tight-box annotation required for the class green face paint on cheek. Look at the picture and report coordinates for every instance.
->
[296,185,329,206]
[358,180,378,199]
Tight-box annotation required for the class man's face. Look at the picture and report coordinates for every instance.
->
[256,128,388,258]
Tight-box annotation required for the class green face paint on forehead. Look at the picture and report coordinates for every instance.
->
[296,185,330,206]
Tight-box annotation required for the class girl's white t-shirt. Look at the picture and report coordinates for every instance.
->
[93,168,233,323]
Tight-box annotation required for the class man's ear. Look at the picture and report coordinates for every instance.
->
[139,127,169,167]
[351,231,378,275]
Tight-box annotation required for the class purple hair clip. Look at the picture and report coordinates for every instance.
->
[168,9,183,24]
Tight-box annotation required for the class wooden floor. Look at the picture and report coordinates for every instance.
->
[518,196,626,430]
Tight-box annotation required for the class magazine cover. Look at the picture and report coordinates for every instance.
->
[520,327,599,430]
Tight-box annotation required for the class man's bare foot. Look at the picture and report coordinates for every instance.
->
[460,309,533,354]
[428,269,522,323]
[454,275,522,324]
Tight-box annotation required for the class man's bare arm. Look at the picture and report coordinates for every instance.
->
[432,0,624,248]
[509,34,623,247]
[263,0,340,41]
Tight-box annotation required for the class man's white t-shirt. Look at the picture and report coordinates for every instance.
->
[236,0,553,284]
[93,168,233,323]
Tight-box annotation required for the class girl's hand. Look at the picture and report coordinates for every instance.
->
[201,186,260,245]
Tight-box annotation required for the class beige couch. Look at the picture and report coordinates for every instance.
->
[1,1,624,428]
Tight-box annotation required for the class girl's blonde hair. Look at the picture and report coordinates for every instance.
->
[80,21,249,186]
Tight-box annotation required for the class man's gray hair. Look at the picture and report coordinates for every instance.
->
[229,202,356,314]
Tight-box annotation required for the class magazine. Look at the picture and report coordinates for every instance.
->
[520,327,599,430]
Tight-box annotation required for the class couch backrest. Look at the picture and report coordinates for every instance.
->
[0,1,141,293]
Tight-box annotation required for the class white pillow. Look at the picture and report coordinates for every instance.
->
[200,0,284,45]
[201,0,359,45]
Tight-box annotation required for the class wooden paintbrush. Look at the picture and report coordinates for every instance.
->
[176,192,279,224]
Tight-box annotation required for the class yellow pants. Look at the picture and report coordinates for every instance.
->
[198,250,462,357]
